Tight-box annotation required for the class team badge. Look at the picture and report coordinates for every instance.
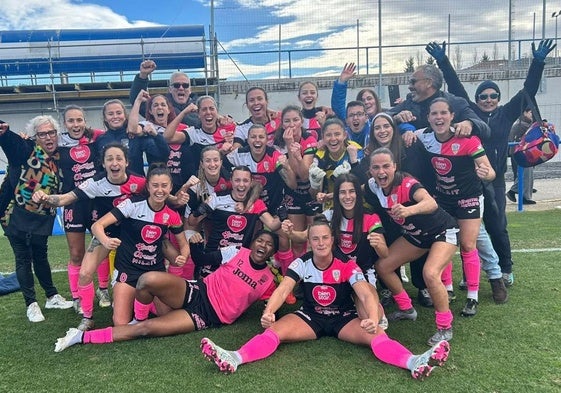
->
[130,184,138,193]
[332,269,341,282]
[451,143,460,155]
[162,213,170,224]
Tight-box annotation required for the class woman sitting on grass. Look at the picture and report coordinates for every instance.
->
[200,215,451,381]
[53,230,278,352]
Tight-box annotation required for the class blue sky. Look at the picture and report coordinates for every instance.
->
[0,0,558,80]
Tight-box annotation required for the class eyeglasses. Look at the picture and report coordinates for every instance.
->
[478,93,499,101]
[348,112,366,118]
[35,130,57,139]
[171,82,190,89]
[409,77,429,85]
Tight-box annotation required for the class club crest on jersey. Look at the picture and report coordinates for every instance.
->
[227,215,247,232]
[451,143,460,155]
[332,269,341,282]
[162,213,170,224]
[119,272,128,283]
[141,225,162,244]
[70,145,91,164]
[313,285,336,306]
[130,184,138,193]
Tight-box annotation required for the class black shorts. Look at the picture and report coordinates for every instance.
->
[182,280,222,330]
[439,195,483,220]
[403,227,459,249]
[282,193,321,216]
[63,200,93,233]
[112,266,166,288]
[293,308,358,338]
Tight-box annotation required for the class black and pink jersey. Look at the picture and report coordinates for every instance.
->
[302,108,322,140]
[183,176,232,218]
[225,146,285,212]
[233,116,280,147]
[181,123,236,174]
[73,172,146,224]
[416,129,486,200]
[165,123,191,191]
[57,131,103,192]
[276,134,318,197]
[205,194,268,251]
[322,210,384,272]
[111,196,183,273]
[366,175,456,238]
[286,251,366,316]
[204,246,275,324]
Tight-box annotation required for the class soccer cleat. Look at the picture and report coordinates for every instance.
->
[45,294,73,309]
[461,298,478,317]
[427,328,453,346]
[489,278,508,304]
[410,340,450,380]
[379,289,394,308]
[96,288,112,308]
[387,307,417,321]
[447,290,456,303]
[502,272,514,287]
[400,265,409,283]
[201,338,240,374]
[73,299,83,315]
[77,317,95,331]
[417,289,434,308]
[378,314,389,330]
[27,302,45,322]
[54,328,84,352]
[458,280,467,291]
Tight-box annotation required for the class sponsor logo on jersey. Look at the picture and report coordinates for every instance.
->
[227,215,247,233]
[312,285,336,307]
[70,145,91,164]
[431,156,452,175]
[141,225,162,244]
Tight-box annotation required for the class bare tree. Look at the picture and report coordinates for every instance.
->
[493,43,499,60]
[426,56,435,65]
[481,52,490,62]
[453,45,463,69]
[416,51,423,69]
[472,47,478,65]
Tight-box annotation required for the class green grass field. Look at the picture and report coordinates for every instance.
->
[1,210,561,393]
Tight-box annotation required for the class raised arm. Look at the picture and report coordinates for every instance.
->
[331,63,356,121]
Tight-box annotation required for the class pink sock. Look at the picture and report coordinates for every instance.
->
[149,302,159,316]
[83,327,114,344]
[461,250,480,292]
[167,264,184,277]
[440,262,453,287]
[97,257,110,288]
[393,290,413,311]
[435,310,453,330]
[275,250,295,275]
[134,299,151,321]
[68,263,81,299]
[237,328,280,364]
[370,332,412,369]
[78,282,95,319]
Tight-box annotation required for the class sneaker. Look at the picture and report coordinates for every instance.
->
[447,290,456,303]
[201,337,241,374]
[45,294,73,309]
[458,280,467,291]
[27,302,45,322]
[506,190,516,203]
[461,298,478,317]
[54,328,84,352]
[400,265,409,283]
[388,307,418,321]
[489,278,508,304]
[77,317,95,331]
[502,272,514,287]
[428,327,453,346]
[409,340,450,380]
[417,289,434,308]
[73,299,83,315]
[379,289,394,308]
[96,288,111,308]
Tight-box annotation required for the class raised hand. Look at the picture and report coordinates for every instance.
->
[532,39,556,62]
[425,41,447,61]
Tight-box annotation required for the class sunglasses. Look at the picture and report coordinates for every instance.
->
[35,130,57,139]
[478,93,499,101]
[171,82,190,89]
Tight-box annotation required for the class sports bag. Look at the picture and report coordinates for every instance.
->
[513,91,559,167]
